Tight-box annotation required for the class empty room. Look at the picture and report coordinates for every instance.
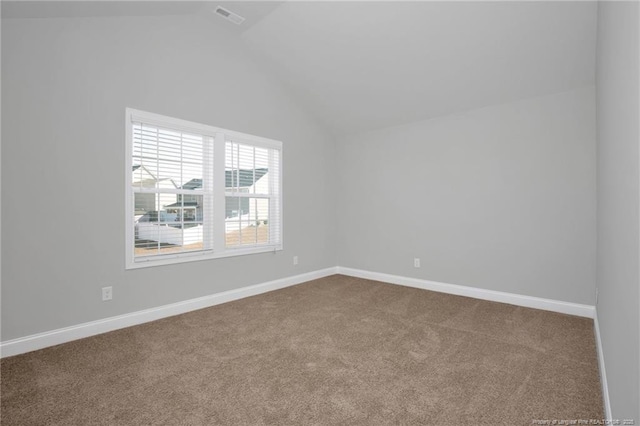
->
[1,0,639,424]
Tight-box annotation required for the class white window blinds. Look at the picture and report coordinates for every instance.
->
[126,109,283,268]
[132,122,214,259]
[225,139,281,249]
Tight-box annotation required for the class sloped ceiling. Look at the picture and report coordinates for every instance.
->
[3,1,597,137]
[1,1,282,32]
[241,1,597,136]
[1,1,204,19]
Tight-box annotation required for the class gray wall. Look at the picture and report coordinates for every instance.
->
[1,14,336,341]
[336,87,597,305]
[596,1,640,420]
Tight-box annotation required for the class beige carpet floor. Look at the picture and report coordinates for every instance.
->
[1,275,603,425]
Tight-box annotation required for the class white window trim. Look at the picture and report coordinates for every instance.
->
[125,108,283,270]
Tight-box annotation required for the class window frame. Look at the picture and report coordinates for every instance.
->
[125,108,283,269]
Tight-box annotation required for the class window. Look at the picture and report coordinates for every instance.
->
[126,109,282,268]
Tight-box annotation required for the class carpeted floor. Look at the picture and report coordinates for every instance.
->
[1,275,603,425]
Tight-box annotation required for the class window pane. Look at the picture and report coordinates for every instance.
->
[132,123,204,190]
[225,141,270,195]
[134,192,206,257]
[225,197,269,248]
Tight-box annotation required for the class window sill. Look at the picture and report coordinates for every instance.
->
[126,245,283,270]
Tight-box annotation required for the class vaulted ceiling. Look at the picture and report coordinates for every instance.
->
[3,1,597,137]
[241,1,597,136]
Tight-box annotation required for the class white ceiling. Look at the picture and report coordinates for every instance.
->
[3,1,597,137]
[1,1,282,32]
[1,1,204,19]
[242,1,597,136]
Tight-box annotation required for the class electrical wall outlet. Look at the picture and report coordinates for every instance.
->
[414,258,421,268]
[293,256,299,266]
[102,286,113,301]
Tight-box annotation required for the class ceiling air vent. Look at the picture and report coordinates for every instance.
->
[215,6,245,25]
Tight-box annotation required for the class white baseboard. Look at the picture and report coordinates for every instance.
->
[1,266,597,358]
[593,311,612,420]
[0,267,338,358]
[336,266,596,318]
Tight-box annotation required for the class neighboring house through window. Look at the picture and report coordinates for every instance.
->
[126,108,282,268]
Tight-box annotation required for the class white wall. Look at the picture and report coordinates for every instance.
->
[336,87,597,305]
[1,14,336,341]
[596,1,640,420]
